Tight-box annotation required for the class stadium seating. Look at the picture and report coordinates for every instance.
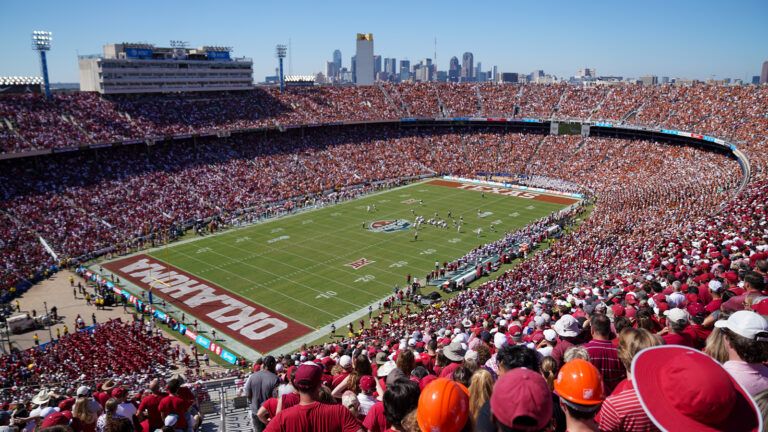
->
[1,84,768,428]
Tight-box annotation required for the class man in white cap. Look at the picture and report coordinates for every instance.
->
[537,329,557,357]
[332,355,354,388]
[551,314,583,367]
[661,308,694,348]
[715,310,768,395]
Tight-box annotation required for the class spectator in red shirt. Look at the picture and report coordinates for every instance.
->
[137,379,168,432]
[438,341,466,378]
[158,378,189,432]
[421,340,438,375]
[596,328,663,432]
[551,314,584,368]
[659,309,695,347]
[584,314,625,395]
[723,271,765,312]
[265,363,363,432]
[683,303,711,350]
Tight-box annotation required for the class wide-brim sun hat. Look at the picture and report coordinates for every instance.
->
[632,345,761,432]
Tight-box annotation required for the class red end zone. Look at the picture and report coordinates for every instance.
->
[426,179,579,205]
[103,255,312,353]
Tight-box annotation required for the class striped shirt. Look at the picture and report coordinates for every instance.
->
[596,381,659,432]
[584,339,625,394]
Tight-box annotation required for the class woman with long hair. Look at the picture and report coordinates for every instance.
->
[96,398,121,432]
[332,353,374,397]
[540,356,558,390]
[73,394,99,431]
[396,349,416,378]
[468,368,494,424]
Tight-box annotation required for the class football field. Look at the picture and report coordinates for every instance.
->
[103,179,576,353]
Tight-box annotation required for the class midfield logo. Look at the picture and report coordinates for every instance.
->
[369,219,411,233]
[346,258,375,269]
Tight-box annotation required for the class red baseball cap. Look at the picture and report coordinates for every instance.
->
[40,411,71,428]
[611,304,625,317]
[752,298,768,316]
[724,271,739,283]
[294,364,323,391]
[490,368,552,430]
[111,387,127,399]
[321,357,336,370]
[687,302,705,316]
[360,375,376,392]
[632,346,761,432]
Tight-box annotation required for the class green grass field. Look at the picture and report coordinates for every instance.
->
[147,180,568,330]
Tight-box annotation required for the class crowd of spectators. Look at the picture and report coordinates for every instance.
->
[1,83,766,154]
[0,83,768,430]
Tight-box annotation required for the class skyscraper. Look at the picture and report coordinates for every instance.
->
[325,61,338,81]
[333,49,342,70]
[374,55,382,78]
[351,55,356,83]
[355,33,374,86]
[761,61,768,84]
[400,60,411,81]
[384,58,397,75]
[448,56,460,82]
[461,52,473,82]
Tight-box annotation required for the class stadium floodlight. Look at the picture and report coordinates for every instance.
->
[276,44,287,92]
[31,30,52,99]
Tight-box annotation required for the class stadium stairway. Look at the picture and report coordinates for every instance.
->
[587,87,613,122]
[2,117,32,150]
[63,114,96,144]
[475,85,485,117]
[376,83,403,116]
[521,135,549,173]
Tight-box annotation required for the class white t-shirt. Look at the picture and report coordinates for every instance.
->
[537,346,554,358]
[357,393,377,416]
[116,402,137,418]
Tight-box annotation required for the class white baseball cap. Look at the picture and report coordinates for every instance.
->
[714,310,768,341]
[664,308,688,324]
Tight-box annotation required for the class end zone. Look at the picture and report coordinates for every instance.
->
[103,254,313,353]
[425,179,580,205]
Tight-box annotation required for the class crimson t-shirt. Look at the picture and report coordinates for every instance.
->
[138,392,168,428]
[662,332,695,348]
[439,362,460,379]
[262,393,300,418]
[332,372,350,389]
[421,354,436,375]
[158,395,189,429]
[264,402,362,432]
[362,401,389,432]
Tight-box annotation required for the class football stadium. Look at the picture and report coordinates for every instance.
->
[1,4,767,432]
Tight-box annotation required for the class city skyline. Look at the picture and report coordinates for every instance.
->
[0,0,766,84]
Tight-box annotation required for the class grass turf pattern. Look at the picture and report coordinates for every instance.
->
[148,181,566,328]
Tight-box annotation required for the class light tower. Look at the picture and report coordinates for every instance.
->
[276,44,287,92]
[31,30,52,99]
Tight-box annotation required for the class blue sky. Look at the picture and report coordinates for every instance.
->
[1,0,766,83]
